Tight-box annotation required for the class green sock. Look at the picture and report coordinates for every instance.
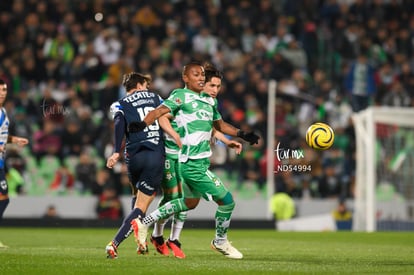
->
[215,202,235,241]
[142,198,189,226]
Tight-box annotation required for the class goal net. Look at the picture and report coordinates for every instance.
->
[352,107,414,232]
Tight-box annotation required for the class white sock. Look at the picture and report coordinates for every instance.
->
[152,219,167,238]
[170,219,184,241]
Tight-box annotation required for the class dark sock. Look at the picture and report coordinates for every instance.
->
[0,199,9,219]
[112,208,143,247]
[130,197,137,210]
[151,235,165,245]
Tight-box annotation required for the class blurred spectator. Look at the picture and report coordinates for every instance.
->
[91,168,112,196]
[43,31,75,83]
[76,105,97,146]
[43,204,60,219]
[13,89,40,125]
[49,164,75,195]
[8,108,33,147]
[332,200,353,230]
[269,192,296,222]
[75,149,97,194]
[96,185,123,220]
[317,162,343,199]
[398,61,414,95]
[381,79,411,107]
[345,52,377,112]
[106,54,134,99]
[279,39,308,71]
[374,62,398,104]
[32,119,62,162]
[238,147,265,190]
[60,118,83,158]
[133,3,162,40]
[192,27,218,58]
[93,28,122,66]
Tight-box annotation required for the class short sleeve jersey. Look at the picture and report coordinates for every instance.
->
[162,88,221,162]
[0,107,9,169]
[110,90,164,155]
[164,117,180,160]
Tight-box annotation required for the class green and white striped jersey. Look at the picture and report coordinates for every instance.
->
[163,88,221,162]
[164,118,180,160]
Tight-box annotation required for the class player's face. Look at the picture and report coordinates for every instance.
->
[204,76,221,98]
[184,65,205,93]
[0,84,7,106]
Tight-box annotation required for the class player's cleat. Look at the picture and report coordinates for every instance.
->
[0,241,9,249]
[150,235,170,256]
[211,239,243,259]
[131,217,148,248]
[136,242,149,255]
[166,239,186,259]
[105,241,118,259]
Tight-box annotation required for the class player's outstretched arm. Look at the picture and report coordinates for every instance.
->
[213,119,260,145]
[213,130,242,154]
[236,130,260,145]
[8,136,29,147]
[213,119,239,136]
[106,152,120,169]
[128,105,170,133]
[159,113,182,148]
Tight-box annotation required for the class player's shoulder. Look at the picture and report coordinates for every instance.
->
[109,101,122,120]
[169,88,187,96]
[147,89,164,103]
[200,92,217,106]
[165,88,187,104]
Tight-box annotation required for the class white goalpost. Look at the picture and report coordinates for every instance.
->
[352,106,414,232]
[266,80,277,219]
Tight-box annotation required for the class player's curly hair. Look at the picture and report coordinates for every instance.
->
[122,72,152,91]
[203,62,223,82]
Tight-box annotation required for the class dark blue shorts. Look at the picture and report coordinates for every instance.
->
[0,168,8,197]
[126,149,165,196]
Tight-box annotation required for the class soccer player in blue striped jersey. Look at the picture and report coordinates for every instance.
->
[105,72,174,258]
[0,79,29,249]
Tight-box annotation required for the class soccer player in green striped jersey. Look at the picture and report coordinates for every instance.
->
[130,61,259,259]
[150,92,243,259]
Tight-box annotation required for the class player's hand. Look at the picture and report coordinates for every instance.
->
[128,121,147,133]
[171,132,182,149]
[227,141,243,154]
[237,130,260,145]
[11,137,29,147]
[106,153,120,168]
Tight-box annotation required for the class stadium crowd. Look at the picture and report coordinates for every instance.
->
[1,0,414,203]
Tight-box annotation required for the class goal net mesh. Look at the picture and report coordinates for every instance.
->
[353,107,414,231]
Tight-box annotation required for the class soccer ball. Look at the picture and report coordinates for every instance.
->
[305,122,335,150]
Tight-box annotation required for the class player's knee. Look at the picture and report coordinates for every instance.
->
[184,198,199,209]
[218,201,235,213]
[221,192,235,206]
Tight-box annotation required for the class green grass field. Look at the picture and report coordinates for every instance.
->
[0,228,413,274]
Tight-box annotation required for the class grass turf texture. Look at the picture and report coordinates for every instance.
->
[0,228,413,274]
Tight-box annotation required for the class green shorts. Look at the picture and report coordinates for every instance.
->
[162,155,180,190]
[179,158,229,202]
